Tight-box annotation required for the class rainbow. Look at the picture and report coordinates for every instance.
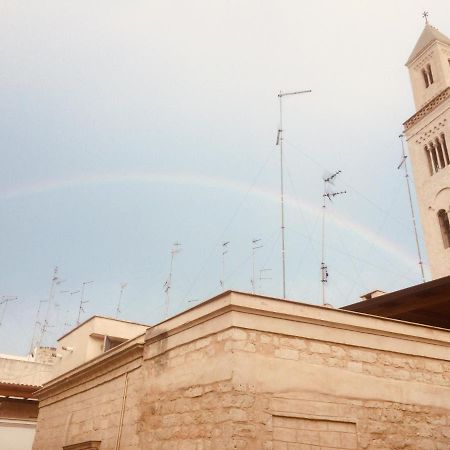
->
[0,170,419,269]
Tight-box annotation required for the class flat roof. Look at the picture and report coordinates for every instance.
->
[341,276,450,329]
[57,315,151,341]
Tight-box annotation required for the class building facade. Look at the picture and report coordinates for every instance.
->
[32,290,450,450]
[404,23,450,279]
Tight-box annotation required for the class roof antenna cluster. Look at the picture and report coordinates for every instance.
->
[321,171,346,307]
[164,242,182,318]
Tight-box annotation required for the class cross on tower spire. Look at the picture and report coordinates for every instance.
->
[422,11,429,24]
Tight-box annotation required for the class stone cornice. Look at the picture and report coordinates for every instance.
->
[144,291,450,361]
[403,87,450,130]
[35,339,144,402]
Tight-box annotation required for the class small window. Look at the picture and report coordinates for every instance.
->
[427,64,434,84]
[422,69,429,88]
[429,142,440,173]
[435,138,446,168]
[441,133,450,166]
[103,335,127,352]
[438,209,450,248]
[425,145,434,175]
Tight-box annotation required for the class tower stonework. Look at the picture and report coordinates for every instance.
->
[404,23,450,279]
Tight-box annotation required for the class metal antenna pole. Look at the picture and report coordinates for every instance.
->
[321,179,327,305]
[37,267,60,349]
[277,89,311,298]
[321,171,346,306]
[220,241,230,290]
[251,239,263,294]
[398,134,426,282]
[164,242,181,318]
[77,281,94,325]
[115,282,128,319]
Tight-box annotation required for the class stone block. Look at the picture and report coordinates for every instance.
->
[275,348,299,360]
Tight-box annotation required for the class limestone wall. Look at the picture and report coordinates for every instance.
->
[33,338,144,450]
[33,292,450,450]
[140,325,450,449]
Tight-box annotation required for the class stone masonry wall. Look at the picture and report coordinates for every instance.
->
[33,366,142,450]
[141,327,450,450]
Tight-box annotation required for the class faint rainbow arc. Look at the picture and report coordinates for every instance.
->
[0,170,418,269]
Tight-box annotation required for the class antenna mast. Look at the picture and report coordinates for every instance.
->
[37,267,61,349]
[251,238,263,294]
[115,282,128,319]
[321,171,346,306]
[398,134,426,282]
[277,89,311,298]
[77,281,94,325]
[220,241,230,290]
[164,242,181,318]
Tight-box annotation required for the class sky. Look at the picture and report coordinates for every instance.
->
[1,1,449,355]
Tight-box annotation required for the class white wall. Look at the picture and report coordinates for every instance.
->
[0,419,36,450]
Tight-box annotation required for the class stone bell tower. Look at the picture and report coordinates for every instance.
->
[403,21,450,279]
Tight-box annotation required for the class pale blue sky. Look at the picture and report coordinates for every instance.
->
[1,1,449,355]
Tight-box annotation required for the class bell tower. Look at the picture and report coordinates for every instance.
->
[403,21,450,279]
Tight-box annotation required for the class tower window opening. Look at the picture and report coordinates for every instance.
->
[441,133,450,166]
[435,138,446,168]
[429,142,440,173]
[425,145,434,175]
[437,209,450,249]
[422,69,429,88]
[427,64,434,84]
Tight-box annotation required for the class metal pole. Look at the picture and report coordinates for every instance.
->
[277,89,311,299]
[321,180,327,305]
[399,134,426,282]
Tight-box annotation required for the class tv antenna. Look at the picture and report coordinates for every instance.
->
[0,296,18,327]
[259,268,272,291]
[115,282,128,319]
[163,242,182,318]
[219,241,230,290]
[251,238,263,294]
[321,170,346,306]
[77,280,94,325]
[277,89,311,298]
[37,267,64,348]
[398,134,426,282]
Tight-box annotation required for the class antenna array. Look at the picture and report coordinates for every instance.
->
[77,280,94,325]
[277,89,311,298]
[115,282,128,319]
[164,242,182,318]
[251,238,263,294]
[321,171,346,306]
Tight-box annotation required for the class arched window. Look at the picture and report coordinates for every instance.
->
[424,145,434,175]
[438,209,450,248]
[441,133,450,166]
[422,69,429,88]
[435,138,446,168]
[429,141,440,172]
[427,64,434,84]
